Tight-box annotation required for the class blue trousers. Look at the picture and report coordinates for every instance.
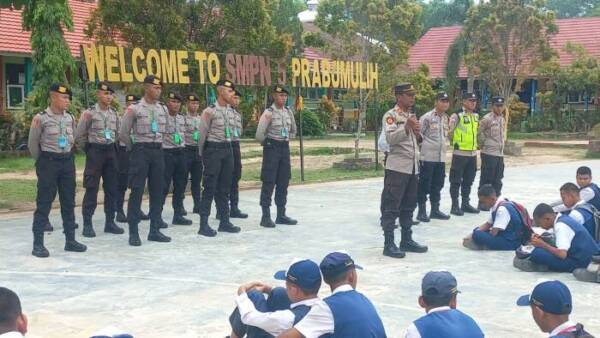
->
[229,287,291,338]
[529,248,583,272]
[472,229,520,250]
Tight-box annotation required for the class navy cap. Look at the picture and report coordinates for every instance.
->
[125,94,140,102]
[517,280,572,315]
[49,83,72,96]
[97,82,114,93]
[394,83,416,95]
[319,252,363,279]
[216,79,235,89]
[462,92,477,101]
[274,259,322,291]
[421,271,460,299]
[167,91,183,102]
[187,94,199,102]
[143,74,162,86]
[492,96,505,105]
[436,92,449,101]
[273,85,289,94]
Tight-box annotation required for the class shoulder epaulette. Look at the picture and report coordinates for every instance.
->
[267,107,273,112]
[209,104,216,108]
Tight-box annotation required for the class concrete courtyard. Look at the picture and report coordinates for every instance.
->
[1,160,599,338]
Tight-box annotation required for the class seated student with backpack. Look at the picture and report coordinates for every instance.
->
[556,182,599,242]
[228,259,322,338]
[514,203,599,273]
[554,166,600,212]
[463,184,532,251]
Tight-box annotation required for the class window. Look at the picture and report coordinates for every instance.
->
[7,85,25,109]
[567,91,583,103]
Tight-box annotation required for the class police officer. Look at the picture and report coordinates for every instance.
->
[161,91,192,226]
[228,89,248,219]
[380,83,428,259]
[119,75,171,246]
[75,82,123,237]
[28,83,87,257]
[478,96,506,199]
[196,79,241,236]
[256,85,297,228]
[183,93,203,215]
[115,94,150,223]
[449,92,480,216]
[417,92,451,223]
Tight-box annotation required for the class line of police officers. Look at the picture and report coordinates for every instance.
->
[380,83,506,258]
[28,76,298,257]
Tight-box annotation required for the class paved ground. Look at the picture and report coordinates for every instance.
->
[1,160,599,338]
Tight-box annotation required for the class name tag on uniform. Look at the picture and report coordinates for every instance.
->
[151,120,159,133]
[58,135,67,149]
[225,127,231,140]
[281,127,288,137]
[233,128,239,138]
[193,130,199,142]
[173,133,182,145]
[104,129,113,140]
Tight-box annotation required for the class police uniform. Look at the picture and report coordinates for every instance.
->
[478,96,506,196]
[183,94,203,214]
[380,83,428,258]
[255,85,298,228]
[162,92,192,226]
[28,83,87,257]
[417,92,451,223]
[449,92,480,216]
[75,82,123,237]
[228,89,248,219]
[196,79,241,236]
[118,75,171,246]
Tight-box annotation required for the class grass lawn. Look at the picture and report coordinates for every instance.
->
[0,179,38,209]
[0,154,86,174]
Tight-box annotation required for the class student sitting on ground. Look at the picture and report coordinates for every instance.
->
[228,259,322,338]
[0,287,28,338]
[404,271,484,338]
[517,280,595,338]
[463,184,532,251]
[554,166,600,212]
[556,182,599,241]
[513,203,599,273]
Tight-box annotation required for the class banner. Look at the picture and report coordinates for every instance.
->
[81,44,378,90]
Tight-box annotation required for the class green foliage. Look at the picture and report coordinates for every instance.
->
[303,32,326,48]
[419,0,473,34]
[463,0,557,103]
[445,34,468,109]
[297,109,326,136]
[407,64,436,116]
[544,0,600,18]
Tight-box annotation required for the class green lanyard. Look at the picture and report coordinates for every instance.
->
[192,117,199,142]
[222,107,231,140]
[58,114,68,149]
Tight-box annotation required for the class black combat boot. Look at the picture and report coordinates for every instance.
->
[416,202,430,223]
[172,214,193,225]
[230,205,248,219]
[82,216,96,238]
[399,228,428,253]
[153,218,169,229]
[116,209,128,223]
[64,229,87,253]
[276,207,297,225]
[128,223,142,246]
[147,226,171,242]
[32,232,49,258]
[218,214,241,233]
[461,199,480,214]
[382,231,405,258]
[430,202,450,220]
[140,212,150,221]
[260,206,276,228]
[198,216,217,237]
[181,208,188,216]
[104,217,125,234]
[450,199,464,216]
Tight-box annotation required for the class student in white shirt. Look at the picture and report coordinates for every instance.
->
[0,287,27,337]
[557,183,598,239]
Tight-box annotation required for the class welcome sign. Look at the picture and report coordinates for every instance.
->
[81,44,379,90]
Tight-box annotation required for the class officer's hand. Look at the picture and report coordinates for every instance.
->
[405,115,416,130]
[530,235,546,248]
[413,120,421,134]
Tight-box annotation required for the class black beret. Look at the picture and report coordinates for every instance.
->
[143,74,162,86]
[272,85,289,94]
[97,81,114,93]
[436,92,449,101]
[492,96,505,105]
[216,79,235,89]
[462,92,477,100]
[126,94,140,102]
[167,91,183,102]
[186,93,199,102]
[49,83,72,96]
[394,83,416,95]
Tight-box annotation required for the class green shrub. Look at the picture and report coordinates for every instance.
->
[296,109,326,136]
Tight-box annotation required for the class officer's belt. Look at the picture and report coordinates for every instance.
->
[205,141,231,149]
[185,145,199,150]
[231,140,241,146]
[164,147,184,154]
[132,142,162,149]
[40,151,73,160]
[265,138,289,147]
[88,143,116,150]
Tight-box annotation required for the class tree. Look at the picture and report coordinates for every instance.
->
[544,0,600,18]
[419,0,473,34]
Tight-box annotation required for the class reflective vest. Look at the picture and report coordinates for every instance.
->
[453,112,479,151]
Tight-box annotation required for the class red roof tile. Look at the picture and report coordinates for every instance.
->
[0,0,97,57]
[408,17,600,79]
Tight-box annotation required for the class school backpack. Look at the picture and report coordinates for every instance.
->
[499,199,534,244]
[575,203,600,243]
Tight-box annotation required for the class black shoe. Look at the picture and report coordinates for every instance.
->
[129,234,141,246]
[198,216,217,237]
[276,207,298,225]
[181,209,188,216]
[573,267,599,283]
[43,222,54,232]
[260,215,276,228]
[140,212,150,221]
[430,206,451,220]
[64,240,87,252]
[32,244,50,258]
[104,220,124,234]
[399,229,428,253]
[416,203,430,223]
[82,224,96,238]
[383,232,405,258]
[74,222,80,229]
[148,230,171,242]
[172,215,193,225]
[230,207,248,219]
[155,219,168,229]
[218,221,241,233]
[450,200,464,216]
[116,210,128,223]
[461,202,480,214]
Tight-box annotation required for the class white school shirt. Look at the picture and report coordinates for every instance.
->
[0,333,24,338]
[404,306,452,338]
[549,320,578,337]
[294,284,354,338]
[486,197,511,230]
[554,214,576,251]
[552,185,595,212]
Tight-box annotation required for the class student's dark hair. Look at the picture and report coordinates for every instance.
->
[477,184,497,197]
[323,269,350,285]
[577,166,592,176]
[299,283,321,296]
[560,182,580,194]
[533,203,554,220]
[0,287,22,332]
[423,294,453,308]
